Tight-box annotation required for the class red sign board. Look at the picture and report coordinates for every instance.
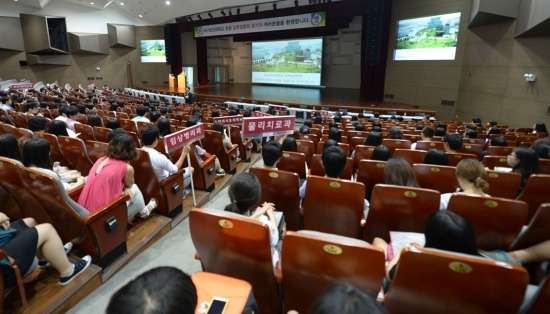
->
[10,83,33,90]
[268,104,287,111]
[164,123,205,152]
[312,110,329,117]
[243,116,295,138]
[253,111,271,117]
[213,115,243,126]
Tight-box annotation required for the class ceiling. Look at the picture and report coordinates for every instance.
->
[8,0,337,25]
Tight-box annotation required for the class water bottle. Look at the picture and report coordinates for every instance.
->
[53,161,60,173]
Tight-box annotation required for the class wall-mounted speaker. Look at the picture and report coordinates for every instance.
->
[19,60,28,66]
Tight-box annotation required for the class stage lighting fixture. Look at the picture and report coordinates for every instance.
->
[237,8,241,14]
[208,12,213,18]
[255,5,259,13]
[295,0,299,7]
[221,10,226,16]
[273,3,277,10]
[229,9,232,16]
[197,14,202,20]
[188,15,192,21]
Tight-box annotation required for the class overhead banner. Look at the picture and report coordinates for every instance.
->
[194,12,326,38]
[243,116,295,138]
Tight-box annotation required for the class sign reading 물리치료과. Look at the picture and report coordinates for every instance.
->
[194,12,325,38]
[164,123,205,153]
[243,116,295,138]
[213,115,243,127]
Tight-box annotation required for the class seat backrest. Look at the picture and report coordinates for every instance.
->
[84,140,108,163]
[412,163,457,194]
[118,118,139,134]
[302,176,365,238]
[57,136,94,176]
[136,121,152,137]
[309,154,353,180]
[382,138,412,153]
[281,231,385,314]
[485,170,522,199]
[296,139,314,166]
[457,143,484,159]
[189,208,280,314]
[202,130,237,174]
[300,133,319,152]
[352,145,376,173]
[447,193,528,250]
[539,158,550,175]
[414,140,445,151]
[277,151,307,179]
[0,122,16,134]
[446,152,478,166]
[35,132,70,167]
[13,127,33,145]
[383,246,528,314]
[348,136,366,149]
[517,174,550,221]
[523,274,550,314]
[74,123,95,142]
[482,155,510,170]
[393,149,427,165]
[486,146,514,156]
[92,126,112,143]
[355,159,386,200]
[364,184,440,242]
[249,167,301,231]
[510,203,550,251]
[316,141,351,156]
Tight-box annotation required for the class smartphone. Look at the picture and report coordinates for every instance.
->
[206,297,229,314]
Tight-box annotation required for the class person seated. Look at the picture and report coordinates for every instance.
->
[77,133,157,220]
[87,113,103,127]
[328,127,342,143]
[439,158,489,210]
[384,158,419,187]
[434,126,446,137]
[131,106,150,124]
[373,210,479,284]
[106,118,121,130]
[140,125,194,199]
[156,118,172,137]
[186,119,225,176]
[212,122,237,156]
[27,115,47,134]
[64,105,81,132]
[106,266,197,314]
[485,238,550,265]
[300,146,347,199]
[443,133,463,153]
[0,212,91,287]
[388,126,404,139]
[531,141,550,159]
[48,119,77,138]
[54,104,69,123]
[224,172,282,268]
[0,134,22,161]
[371,145,392,161]
[533,122,548,134]
[0,95,14,114]
[464,129,478,139]
[423,149,450,166]
[21,101,41,117]
[411,127,435,150]
[364,131,382,147]
[507,147,539,195]
[281,136,298,152]
[262,140,282,169]
[22,138,85,192]
[149,111,161,123]
[354,123,365,131]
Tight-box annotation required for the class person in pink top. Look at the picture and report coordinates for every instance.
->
[77,133,157,220]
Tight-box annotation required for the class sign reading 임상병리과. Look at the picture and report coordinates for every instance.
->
[242,116,295,138]
[194,12,325,38]
[164,123,205,153]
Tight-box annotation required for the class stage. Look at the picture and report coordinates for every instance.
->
[139,83,434,116]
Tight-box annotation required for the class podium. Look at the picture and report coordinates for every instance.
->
[168,74,176,89]
[177,72,186,91]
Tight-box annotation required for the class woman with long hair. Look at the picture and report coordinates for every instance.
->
[440,158,489,210]
[507,147,539,195]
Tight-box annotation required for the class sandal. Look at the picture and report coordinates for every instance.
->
[139,198,158,219]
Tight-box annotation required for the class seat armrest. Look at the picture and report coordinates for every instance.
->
[67,184,84,202]
[159,168,185,186]
[200,155,217,173]
[227,144,239,160]
[243,138,253,150]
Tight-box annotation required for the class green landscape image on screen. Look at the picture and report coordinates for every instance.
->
[140,40,165,57]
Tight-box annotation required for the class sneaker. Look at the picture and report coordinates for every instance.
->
[59,255,91,286]
[38,242,73,269]
[182,188,191,199]
[478,250,521,265]
[216,169,226,177]
[139,198,158,219]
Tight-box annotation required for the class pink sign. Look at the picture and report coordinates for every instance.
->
[253,111,271,117]
[213,115,243,126]
[164,123,205,152]
[312,110,329,117]
[268,104,287,111]
[10,83,33,90]
[243,116,295,138]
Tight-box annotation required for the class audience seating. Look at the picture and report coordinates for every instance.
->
[0,249,28,309]
[413,164,457,194]
[446,152,478,166]
[309,154,353,180]
[118,118,139,135]
[510,203,550,251]
[13,112,28,128]
[187,143,217,191]
[485,170,522,199]
[382,139,412,153]
[189,208,281,314]
[414,141,445,151]
[539,159,550,175]
[300,134,319,152]
[57,136,94,176]
[482,155,510,170]
[355,159,387,200]
[281,231,385,314]
[316,141,351,156]
[19,166,129,268]
[516,175,550,221]
[34,132,70,167]
[521,274,550,314]
[393,149,427,165]
[352,145,376,173]
[364,184,440,242]
[463,138,486,146]
[277,151,307,179]
[12,127,33,145]
[446,194,528,250]
[457,143,484,159]
[249,167,301,231]
[348,136,366,149]
[403,134,421,143]
[0,122,16,134]
[84,140,108,163]
[486,146,514,156]
[383,246,529,314]
[201,131,239,174]
[92,126,112,143]
[74,123,95,142]
[296,139,314,166]
[229,126,253,162]
[302,176,365,238]
[130,149,185,218]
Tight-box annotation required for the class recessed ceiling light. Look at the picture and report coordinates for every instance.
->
[90,2,95,5]
[139,14,143,18]
[166,1,171,5]
[120,2,124,5]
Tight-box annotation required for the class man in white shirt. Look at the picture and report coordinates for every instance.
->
[132,106,151,124]
[140,125,194,198]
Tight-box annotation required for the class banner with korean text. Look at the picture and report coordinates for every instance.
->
[243,116,295,138]
[194,12,325,38]
[10,83,33,90]
[164,123,205,153]
[253,111,271,117]
[213,115,243,127]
